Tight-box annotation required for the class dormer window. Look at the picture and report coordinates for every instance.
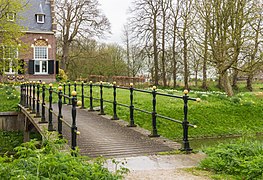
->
[7,12,15,21]
[37,14,45,23]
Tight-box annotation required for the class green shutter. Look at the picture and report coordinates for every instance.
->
[28,60,34,74]
[48,60,54,74]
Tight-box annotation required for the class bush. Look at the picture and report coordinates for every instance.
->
[56,68,68,82]
[199,139,263,179]
[0,138,127,179]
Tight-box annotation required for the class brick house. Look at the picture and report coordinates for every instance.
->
[2,0,57,82]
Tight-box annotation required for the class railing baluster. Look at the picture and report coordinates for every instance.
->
[182,90,192,152]
[89,81,94,111]
[58,86,63,138]
[28,81,32,110]
[20,83,23,106]
[31,81,36,114]
[35,81,41,118]
[68,82,71,105]
[25,82,29,108]
[111,81,119,120]
[81,81,85,109]
[149,86,160,137]
[99,81,105,115]
[63,83,66,104]
[127,83,136,127]
[48,83,55,131]
[71,91,77,151]
[74,81,77,91]
[39,82,47,123]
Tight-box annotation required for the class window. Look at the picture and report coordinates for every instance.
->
[36,14,45,23]
[0,46,18,74]
[34,46,48,74]
[6,12,15,21]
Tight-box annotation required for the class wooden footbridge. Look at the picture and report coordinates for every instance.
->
[19,82,199,158]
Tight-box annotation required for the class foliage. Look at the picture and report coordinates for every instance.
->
[0,138,126,179]
[0,131,23,153]
[0,83,20,111]
[56,68,68,82]
[199,139,263,179]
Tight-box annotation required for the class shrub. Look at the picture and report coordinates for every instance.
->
[0,138,127,179]
[56,68,68,82]
[199,139,263,179]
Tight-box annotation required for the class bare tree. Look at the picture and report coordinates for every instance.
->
[56,0,110,71]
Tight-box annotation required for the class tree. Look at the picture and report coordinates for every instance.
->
[0,0,26,74]
[129,0,161,85]
[56,0,110,71]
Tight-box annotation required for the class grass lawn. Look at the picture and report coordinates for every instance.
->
[0,83,20,112]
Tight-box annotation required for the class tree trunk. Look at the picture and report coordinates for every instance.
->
[153,13,159,86]
[232,69,239,90]
[183,38,188,89]
[246,74,253,91]
[222,71,233,96]
[202,26,208,90]
[61,43,70,71]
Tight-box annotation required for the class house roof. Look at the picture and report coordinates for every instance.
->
[19,0,52,32]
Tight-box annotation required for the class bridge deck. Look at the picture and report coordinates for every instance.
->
[24,104,180,158]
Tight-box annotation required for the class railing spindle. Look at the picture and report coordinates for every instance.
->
[58,86,63,138]
[111,81,119,120]
[182,90,192,152]
[149,86,159,137]
[48,83,55,131]
[31,81,36,114]
[81,81,85,109]
[99,81,105,115]
[35,81,41,118]
[39,82,47,123]
[127,83,136,127]
[89,81,94,111]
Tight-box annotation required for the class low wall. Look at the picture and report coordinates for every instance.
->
[0,112,24,131]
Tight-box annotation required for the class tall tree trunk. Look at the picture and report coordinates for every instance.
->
[153,13,159,86]
[183,38,189,89]
[246,74,253,91]
[61,43,70,71]
[222,71,233,96]
[161,0,167,87]
[232,68,239,90]
[202,25,208,90]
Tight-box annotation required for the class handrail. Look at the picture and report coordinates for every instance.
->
[19,82,80,153]
[20,81,200,153]
[60,81,200,152]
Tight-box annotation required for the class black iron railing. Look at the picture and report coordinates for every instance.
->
[20,82,80,151]
[61,81,200,152]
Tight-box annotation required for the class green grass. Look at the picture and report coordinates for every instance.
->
[0,83,20,112]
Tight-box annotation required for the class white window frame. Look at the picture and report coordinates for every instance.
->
[36,14,45,24]
[34,46,48,74]
[1,46,18,74]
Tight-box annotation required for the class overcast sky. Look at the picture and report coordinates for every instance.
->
[98,0,133,45]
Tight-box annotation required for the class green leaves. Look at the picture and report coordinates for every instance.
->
[0,138,126,179]
[199,139,263,179]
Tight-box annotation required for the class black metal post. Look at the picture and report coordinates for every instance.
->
[74,81,77,91]
[48,84,55,131]
[99,82,105,115]
[149,86,160,137]
[71,92,77,151]
[25,82,29,108]
[31,82,36,114]
[58,86,63,138]
[89,81,94,111]
[181,91,192,152]
[81,81,85,109]
[28,81,32,110]
[40,83,47,123]
[68,82,71,105]
[63,83,66,104]
[20,83,23,105]
[35,82,41,118]
[127,83,136,127]
[22,83,26,106]
[111,82,119,120]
